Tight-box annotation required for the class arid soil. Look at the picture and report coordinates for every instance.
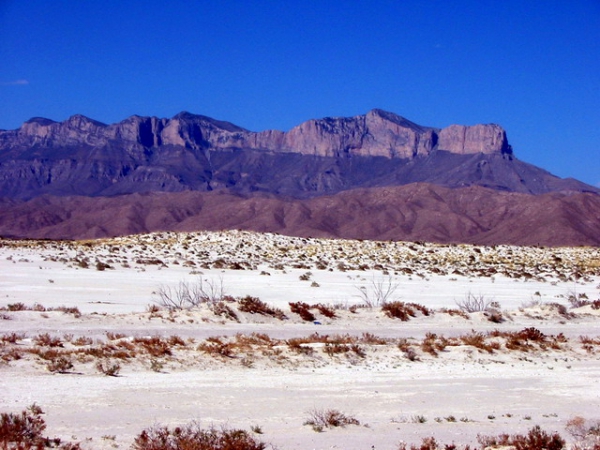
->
[1,231,599,449]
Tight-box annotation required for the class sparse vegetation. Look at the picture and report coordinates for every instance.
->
[303,408,360,432]
[132,423,267,450]
[154,277,226,310]
[238,296,287,320]
[96,360,121,376]
[0,404,82,450]
[354,275,399,308]
[288,302,316,321]
[456,292,492,313]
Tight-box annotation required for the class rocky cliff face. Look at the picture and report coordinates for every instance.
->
[437,124,511,155]
[0,109,511,159]
[0,109,593,201]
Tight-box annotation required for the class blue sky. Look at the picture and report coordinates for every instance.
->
[1,0,598,186]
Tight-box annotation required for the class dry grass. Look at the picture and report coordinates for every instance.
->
[303,408,360,432]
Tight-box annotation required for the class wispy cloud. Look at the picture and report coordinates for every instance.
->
[1,79,29,86]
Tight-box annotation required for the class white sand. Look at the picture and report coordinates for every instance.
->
[1,231,599,449]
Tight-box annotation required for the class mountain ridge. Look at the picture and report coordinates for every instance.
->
[0,109,596,201]
[0,109,598,246]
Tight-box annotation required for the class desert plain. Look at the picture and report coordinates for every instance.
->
[1,230,599,449]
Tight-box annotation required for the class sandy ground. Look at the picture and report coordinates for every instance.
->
[1,231,599,449]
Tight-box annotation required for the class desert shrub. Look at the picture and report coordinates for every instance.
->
[456,292,492,312]
[382,301,416,321]
[6,302,26,312]
[0,404,81,450]
[132,422,267,450]
[288,302,315,322]
[407,302,432,316]
[47,306,81,317]
[106,332,127,340]
[568,291,591,308]
[238,296,287,320]
[567,416,600,448]
[396,437,436,450]
[146,304,161,314]
[503,327,549,351]
[133,336,172,357]
[459,331,496,353]
[155,277,226,310]
[96,360,121,376]
[314,303,336,318]
[323,343,350,356]
[197,337,234,358]
[355,275,399,307]
[519,327,546,341]
[34,333,63,348]
[361,332,389,345]
[286,338,314,355]
[421,332,445,356]
[211,302,239,322]
[46,355,74,373]
[167,335,186,347]
[477,425,565,450]
[439,308,470,319]
[303,408,359,431]
[1,333,25,344]
[485,304,504,323]
[547,302,575,319]
[591,300,600,310]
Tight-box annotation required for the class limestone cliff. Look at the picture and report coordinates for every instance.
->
[1,109,511,159]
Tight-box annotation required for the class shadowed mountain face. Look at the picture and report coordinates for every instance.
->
[0,185,599,246]
[0,110,598,245]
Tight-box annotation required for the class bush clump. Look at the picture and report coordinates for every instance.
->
[0,404,81,449]
[238,296,287,320]
[132,423,267,450]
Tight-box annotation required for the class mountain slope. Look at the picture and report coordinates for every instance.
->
[1,185,599,246]
[1,110,596,200]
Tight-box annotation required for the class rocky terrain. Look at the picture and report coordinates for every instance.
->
[0,109,598,245]
[1,230,600,449]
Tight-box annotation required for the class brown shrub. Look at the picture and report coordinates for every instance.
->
[382,301,415,321]
[96,360,121,376]
[46,355,74,373]
[439,308,470,319]
[477,425,565,450]
[0,404,81,450]
[211,302,240,322]
[314,303,337,318]
[198,337,235,358]
[288,302,316,322]
[133,336,172,357]
[33,333,63,348]
[304,408,359,431]
[238,296,287,320]
[132,423,266,450]
[459,331,495,353]
[361,333,389,345]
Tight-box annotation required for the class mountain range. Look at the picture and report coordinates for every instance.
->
[0,109,598,245]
